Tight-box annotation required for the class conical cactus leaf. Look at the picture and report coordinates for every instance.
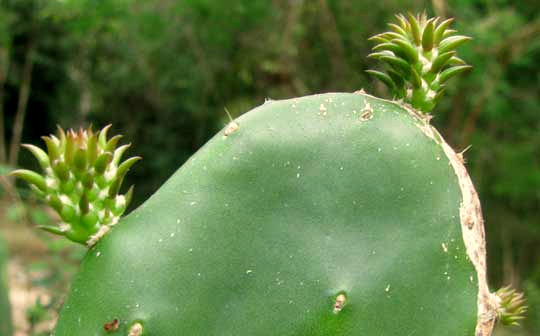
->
[21,144,50,169]
[10,169,47,192]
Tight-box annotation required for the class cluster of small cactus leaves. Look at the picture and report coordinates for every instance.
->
[496,285,528,326]
[367,12,471,112]
[11,13,529,336]
[10,125,140,246]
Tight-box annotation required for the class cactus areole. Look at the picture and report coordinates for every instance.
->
[51,91,498,335]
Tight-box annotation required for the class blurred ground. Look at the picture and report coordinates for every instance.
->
[1,200,82,336]
[9,259,56,336]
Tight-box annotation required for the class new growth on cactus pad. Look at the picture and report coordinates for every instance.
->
[11,125,140,246]
[367,12,472,112]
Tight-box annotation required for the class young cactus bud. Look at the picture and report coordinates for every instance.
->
[367,12,472,112]
[10,125,140,247]
[495,285,528,326]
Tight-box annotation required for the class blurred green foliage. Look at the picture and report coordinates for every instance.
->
[0,235,12,336]
[0,0,538,334]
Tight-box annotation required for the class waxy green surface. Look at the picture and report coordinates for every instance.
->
[55,92,477,335]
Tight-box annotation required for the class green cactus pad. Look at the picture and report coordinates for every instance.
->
[54,92,495,335]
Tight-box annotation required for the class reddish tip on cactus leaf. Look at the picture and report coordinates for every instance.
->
[10,125,140,247]
[367,12,471,112]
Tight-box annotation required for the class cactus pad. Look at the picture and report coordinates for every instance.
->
[53,92,497,335]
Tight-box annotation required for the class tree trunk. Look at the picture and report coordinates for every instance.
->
[8,40,35,167]
[317,0,347,84]
[0,44,10,164]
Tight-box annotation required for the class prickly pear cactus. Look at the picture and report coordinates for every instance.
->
[12,13,526,336]
[0,236,12,336]
[51,91,494,335]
